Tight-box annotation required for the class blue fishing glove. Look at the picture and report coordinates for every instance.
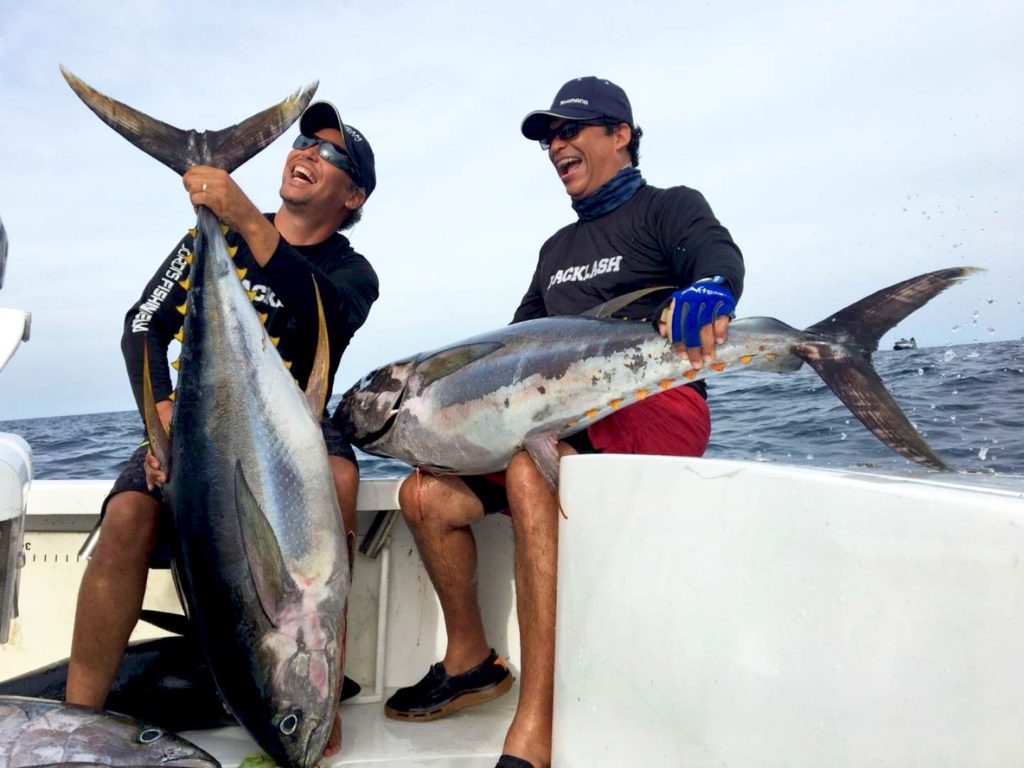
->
[662,276,737,348]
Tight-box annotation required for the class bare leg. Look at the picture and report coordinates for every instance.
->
[398,472,491,674]
[324,455,359,758]
[66,491,160,708]
[501,444,575,768]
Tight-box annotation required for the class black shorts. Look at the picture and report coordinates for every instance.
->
[103,417,357,516]
[463,429,599,515]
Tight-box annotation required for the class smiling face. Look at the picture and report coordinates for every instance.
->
[547,119,633,200]
[280,127,365,227]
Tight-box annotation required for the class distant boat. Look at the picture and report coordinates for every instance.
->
[894,337,918,350]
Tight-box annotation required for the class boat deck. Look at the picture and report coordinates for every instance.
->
[186,690,517,767]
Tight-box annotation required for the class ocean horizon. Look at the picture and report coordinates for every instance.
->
[2,339,1021,482]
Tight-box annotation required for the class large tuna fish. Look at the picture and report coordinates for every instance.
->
[0,695,219,767]
[61,68,349,767]
[339,268,978,484]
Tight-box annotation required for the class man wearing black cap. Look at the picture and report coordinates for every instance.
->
[386,77,743,768]
[67,100,378,757]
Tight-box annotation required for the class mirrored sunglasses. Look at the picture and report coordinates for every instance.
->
[292,134,361,184]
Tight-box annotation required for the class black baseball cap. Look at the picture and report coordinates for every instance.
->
[521,77,634,141]
[299,101,377,198]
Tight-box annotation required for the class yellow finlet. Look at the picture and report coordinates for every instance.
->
[635,389,649,400]
[188,228,197,239]
[168,391,176,402]
[739,355,754,364]
[171,358,180,370]
[683,370,698,380]
[283,360,293,370]
[269,336,280,347]
[585,409,599,419]
[173,330,184,343]
[228,245,239,258]
[765,352,778,361]
[246,290,257,302]
[176,303,187,315]
[179,277,190,291]
[220,224,230,235]
[236,267,248,280]
[659,379,673,390]
[711,362,726,372]
[184,252,193,265]
[609,399,624,409]
[258,312,269,325]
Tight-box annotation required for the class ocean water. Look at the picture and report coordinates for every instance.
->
[1,340,1021,482]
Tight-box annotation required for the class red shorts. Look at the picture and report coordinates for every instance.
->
[587,385,710,457]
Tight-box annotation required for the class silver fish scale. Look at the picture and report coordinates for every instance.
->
[0,697,218,767]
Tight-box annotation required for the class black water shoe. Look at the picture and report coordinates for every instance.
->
[384,649,513,720]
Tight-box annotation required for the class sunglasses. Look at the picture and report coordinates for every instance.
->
[292,134,362,184]
[539,119,618,150]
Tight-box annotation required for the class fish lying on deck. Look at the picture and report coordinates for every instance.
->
[0,631,362,734]
[61,68,349,767]
[340,268,979,485]
[0,695,219,767]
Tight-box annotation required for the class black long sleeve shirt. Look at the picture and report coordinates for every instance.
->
[122,214,379,418]
[512,183,744,398]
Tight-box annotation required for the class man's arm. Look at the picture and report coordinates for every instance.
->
[121,234,192,414]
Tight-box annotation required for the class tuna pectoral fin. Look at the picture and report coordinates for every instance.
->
[60,65,317,174]
[304,279,330,418]
[416,342,505,387]
[523,431,562,494]
[234,462,297,625]
[799,344,951,470]
[142,344,171,472]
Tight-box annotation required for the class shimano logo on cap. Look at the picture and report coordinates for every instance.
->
[559,97,589,106]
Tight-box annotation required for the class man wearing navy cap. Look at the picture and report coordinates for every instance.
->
[386,77,744,768]
[67,99,379,758]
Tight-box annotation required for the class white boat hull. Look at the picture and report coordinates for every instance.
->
[555,456,1024,767]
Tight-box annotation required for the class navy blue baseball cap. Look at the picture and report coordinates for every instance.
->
[300,101,377,198]
[521,76,634,140]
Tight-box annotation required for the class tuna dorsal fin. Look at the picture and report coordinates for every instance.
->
[416,342,504,387]
[142,344,171,473]
[523,431,562,494]
[581,285,675,319]
[60,65,317,175]
[303,278,330,418]
[234,461,296,625]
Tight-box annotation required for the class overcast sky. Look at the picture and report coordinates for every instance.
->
[0,0,1020,421]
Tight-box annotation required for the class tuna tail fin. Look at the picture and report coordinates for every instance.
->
[796,267,982,471]
[60,65,317,174]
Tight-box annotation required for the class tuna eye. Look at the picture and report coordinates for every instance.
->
[138,728,163,743]
[279,712,300,735]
